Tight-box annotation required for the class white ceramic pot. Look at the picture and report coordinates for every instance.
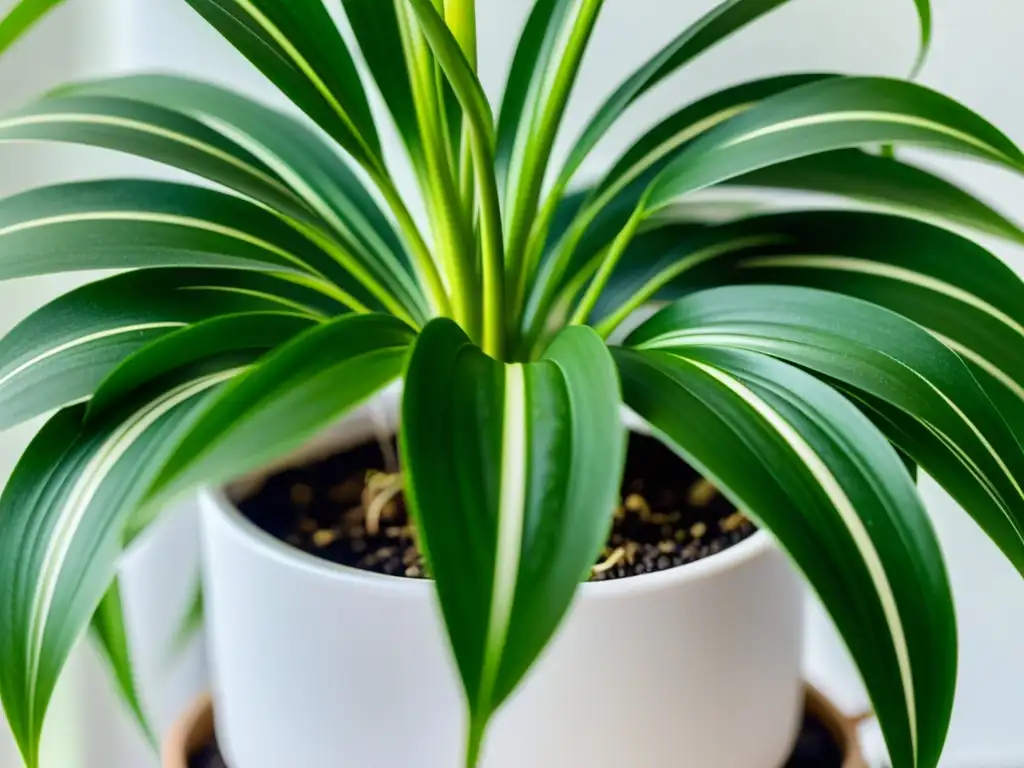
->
[200,402,805,768]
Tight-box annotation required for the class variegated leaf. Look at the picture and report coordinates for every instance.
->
[402,319,625,762]
[615,346,954,768]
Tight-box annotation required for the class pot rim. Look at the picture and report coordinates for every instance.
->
[203,483,775,601]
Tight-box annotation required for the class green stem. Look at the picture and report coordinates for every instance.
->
[569,204,645,326]
[445,0,478,68]
[504,0,604,320]
[375,173,451,318]
[472,133,506,359]
[465,716,486,768]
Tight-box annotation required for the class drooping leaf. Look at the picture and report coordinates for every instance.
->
[91,581,155,748]
[181,0,381,168]
[402,319,625,762]
[628,284,1024,576]
[645,77,1024,212]
[614,346,955,768]
[60,75,426,321]
[144,313,414,512]
[0,364,242,768]
[0,95,307,219]
[558,0,932,187]
[722,149,1024,245]
[0,268,330,430]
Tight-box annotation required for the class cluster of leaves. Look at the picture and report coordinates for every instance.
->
[0,1,1023,767]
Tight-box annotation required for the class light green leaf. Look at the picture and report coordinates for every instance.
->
[629,284,1024,576]
[645,77,1024,212]
[0,364,242,768]
[0,268,330,430]
[497,0,603,314]
[401,319,625,763]
[614,346,955,768]
[144,313,414,511]
[182,0,381,168]
[91,581,155,748]
[0,0,64,56]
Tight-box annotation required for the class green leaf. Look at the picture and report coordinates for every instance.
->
[614,346,955,768]
[339,0,423,167]
[401,319,625,763]
[722,150,1024,245]
[0,268,330,430]
[87,312,318,422]
[0,0,64,56]
[182,0,381,168]
[496,0,603,312]
[144,313,414,511]
[629,284,1024,575]
[91,581,155,748]
[0,95,307,220]
[0,364,241,768]
[559,0,933,188]
[679,211,1024,447]
[911,0,933,77]
[60,74,426,321]
[645,77,1024,212]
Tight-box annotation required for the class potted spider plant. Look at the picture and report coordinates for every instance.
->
[2,0,1024,766]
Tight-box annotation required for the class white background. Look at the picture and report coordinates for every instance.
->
[2,0,1024,766]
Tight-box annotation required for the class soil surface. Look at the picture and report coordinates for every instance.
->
[239,432,756,581]
[189,709,844,767]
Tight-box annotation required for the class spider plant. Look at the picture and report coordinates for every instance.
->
[1,0,1024,766]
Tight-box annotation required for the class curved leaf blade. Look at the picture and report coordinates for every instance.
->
[90,581,155,748]
[60,75,425,321]
[0,364,243,768]
[145,313,414,511]
[614,346,955,768]
[0,95,306,219]
[629,284,1024,577]
[182,0,381,166]
[0,0,64,55]
[645,77,1024,212]
[0,268,329,430]
[402,319,625,761]
[722,149,1024,245]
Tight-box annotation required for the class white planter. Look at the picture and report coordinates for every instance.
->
[200,403,805,768]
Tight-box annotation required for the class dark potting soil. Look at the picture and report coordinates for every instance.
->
[238,432,756,582]
[188,710,844,768]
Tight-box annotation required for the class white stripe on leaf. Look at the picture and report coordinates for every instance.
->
[688,358,918,764]
[479,364,528,713]
[26,367,246,703]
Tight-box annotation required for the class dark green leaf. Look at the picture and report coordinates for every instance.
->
[645,77,1024,212]
[91,581,155,748]
[145,313,414,510]
[614,345,955,768]
[723,150,1024,245]
[628,284,1024,575]
[60,75,425,321]
[402,319,625,762]
[182,0,381,167]
[0,268,330,430]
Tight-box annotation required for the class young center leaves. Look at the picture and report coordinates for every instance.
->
[402,319,625,764]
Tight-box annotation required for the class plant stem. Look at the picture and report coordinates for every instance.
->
[465,717,486,768]
[504,0,604,321]
[569,204,645,326]
[472,132,506,359]
[445,0,477,68]
[375,173,451,318]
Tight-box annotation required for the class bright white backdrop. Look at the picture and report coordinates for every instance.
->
[1,1,1023,766]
